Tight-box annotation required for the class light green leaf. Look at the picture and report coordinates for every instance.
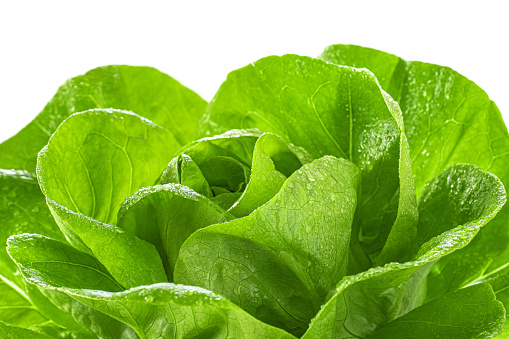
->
[7,234,122,292]
[179,154,214,198]
[68,284,297,339]
[302,163,506,338]
[229,133,311,217]
[117,184,233,280]
[319,43,509,295]
[175,156,360,336]
[0,321,54,339]
[0,65,207,172]
[199,156,251,192]
[159,129,261,186]
[7,234,137,338]
[7,236,296,339]
[0,279,46,329]
[201,54,418,263]
[478,266,509,338]
[24,284,96,338]
[372,283,505,339]
[37,109,172,288]
[211,192,243,210]
[0,170,63,286]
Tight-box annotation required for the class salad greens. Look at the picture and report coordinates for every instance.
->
[0,45,508,338]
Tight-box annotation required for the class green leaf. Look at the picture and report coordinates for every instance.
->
[7,234,137,338]
[67,284,297,339]
[179,154,214,198]
[0,169,63,286]
[117,184,233,280]
[210,192,243,210]
[415,164,506,259]
[478,266,509,337]
[7,235,296,339]
[7,234,122,292]
[175,156,360,336]
[229,133,311,217]
[302,163,506,338]
[37,109,172,288]
[0,65,207,172]
[0,279,46,329]
[199,156,251,192]
[371,283,505,338]
[319,43,509,295]
[201,54,418,263]
[0,321,54,339]
[24,284,96,338]
[160,129,261,185]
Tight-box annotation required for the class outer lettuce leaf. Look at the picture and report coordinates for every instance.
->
[0,321,54,339]
[7,234,295,339]
[302,163,506,338]
[37,109,174,288]
[0,170,63,286]
[201,54,417,264]
[0,279,46,329]
[7,234,137,338]
[481,267,509,337]
[0,65,207,172]
[175,156,360,336]
[371,283,505,339]
[319,44,509,297]
[0,171,91,336]
[53,284,296,339]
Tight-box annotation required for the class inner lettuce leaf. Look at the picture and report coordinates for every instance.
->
[0,47,508,338]
[319,44,509,301]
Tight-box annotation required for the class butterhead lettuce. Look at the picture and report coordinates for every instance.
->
[0,45,508,338]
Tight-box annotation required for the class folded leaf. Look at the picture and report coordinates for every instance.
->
[201,54,418,263]
[117,184,233,280]
[302,163,506,338]
[160,129,260,184]
[229,133,311,217]
[0,65,207,172]
[320,43,509,297]
[175,154,214,198]
[175,156,360,336]
[161,129,311,216]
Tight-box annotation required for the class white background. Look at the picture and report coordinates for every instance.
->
[0,1,508,141]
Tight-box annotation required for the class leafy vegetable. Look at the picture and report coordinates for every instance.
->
[1,46,508,338]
